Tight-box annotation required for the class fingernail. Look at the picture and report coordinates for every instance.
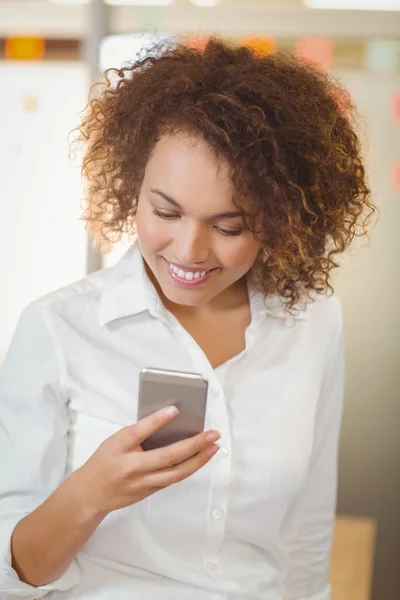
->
[205,431,221,443]
[162,405,179,417]
[208,444,219,456]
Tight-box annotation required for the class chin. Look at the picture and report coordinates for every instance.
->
[163,289,206,308]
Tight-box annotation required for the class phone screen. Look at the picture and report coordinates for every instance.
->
[137,368,208,451]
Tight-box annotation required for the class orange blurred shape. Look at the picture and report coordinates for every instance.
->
[392,93,400,124]
[5,36,45,60]
[392,161,400,192]
[181,36,209,53]
[22,96,38,112]
[241,36,276,56]
[296,36,334,70]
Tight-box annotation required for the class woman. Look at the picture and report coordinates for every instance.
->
[0,38,374,599]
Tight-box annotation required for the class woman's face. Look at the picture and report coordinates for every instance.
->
[136,132,261,309]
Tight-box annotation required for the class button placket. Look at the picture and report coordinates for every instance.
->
[155,318,231,582]
[202,382,231,579]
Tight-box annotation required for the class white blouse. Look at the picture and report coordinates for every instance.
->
[0,242,345,600]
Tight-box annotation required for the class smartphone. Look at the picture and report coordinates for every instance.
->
[137,367,208,451]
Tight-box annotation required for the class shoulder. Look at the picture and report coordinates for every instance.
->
[26,263,118,319]
[297,291,343,358]
[306,291,343,333]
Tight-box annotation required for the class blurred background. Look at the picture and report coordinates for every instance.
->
[0,1,398,599]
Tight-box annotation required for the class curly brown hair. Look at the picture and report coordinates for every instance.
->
[74,36,375,314]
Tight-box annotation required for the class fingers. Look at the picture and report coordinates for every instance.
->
[145,443,220,489]
[137,429,221,473]
[118,406,180,450]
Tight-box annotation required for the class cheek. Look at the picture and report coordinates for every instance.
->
[218,237,260,270]
[136,208,168,246]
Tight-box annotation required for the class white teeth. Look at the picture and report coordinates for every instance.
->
[169,262,210,281]
[190,270,207,279]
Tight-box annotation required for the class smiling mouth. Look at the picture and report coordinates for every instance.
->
[164,258,217,277]
[162,257,219,286]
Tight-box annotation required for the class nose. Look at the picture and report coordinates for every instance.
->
[175,220,210,266]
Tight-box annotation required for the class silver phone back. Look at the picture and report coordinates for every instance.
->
[138,368,208,451]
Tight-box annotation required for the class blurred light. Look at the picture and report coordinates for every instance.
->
[304,0,400,9]
[296,37,334,69]
[106,0,174,4]
[50,0,89,3]
[50,0,175,4]
[241,36,276,55]
[5,37,45,60]
[189,0,221,6]
[365,40,399,71]
[100,33,174,71]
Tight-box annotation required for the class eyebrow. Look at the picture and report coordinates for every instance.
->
[150,188,243,220]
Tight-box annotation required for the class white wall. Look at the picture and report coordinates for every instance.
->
[331,69,399,600]
[0,61,88,360]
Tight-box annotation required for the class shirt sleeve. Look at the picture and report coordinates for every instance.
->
[0,302,81,599]
[281,301,345,600]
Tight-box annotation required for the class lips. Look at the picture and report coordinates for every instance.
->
[162,257,219,288]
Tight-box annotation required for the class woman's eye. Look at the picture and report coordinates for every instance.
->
[151,209,178,220]
[152,209,242,236]
[217,227,243,237]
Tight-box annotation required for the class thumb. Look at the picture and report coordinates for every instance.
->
[118,405,180,451]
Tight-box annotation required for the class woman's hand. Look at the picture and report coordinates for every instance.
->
[74,406,220,517]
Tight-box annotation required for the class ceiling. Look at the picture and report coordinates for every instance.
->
[2,0,400,8]
[0,0,309,6]
[2,0,400,39]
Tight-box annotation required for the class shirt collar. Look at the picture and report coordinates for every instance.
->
[98,242,153,328]
[99,242,309,328]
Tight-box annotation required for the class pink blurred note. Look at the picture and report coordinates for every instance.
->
[391,94,400,124]
[334,88,353,116]
[392,161,400,191]
[296,37,334,70]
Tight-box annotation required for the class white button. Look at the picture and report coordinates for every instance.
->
[212,509,225,519]
[218,447,229,458]
[211,389,220,398]
[206,560,218,572]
